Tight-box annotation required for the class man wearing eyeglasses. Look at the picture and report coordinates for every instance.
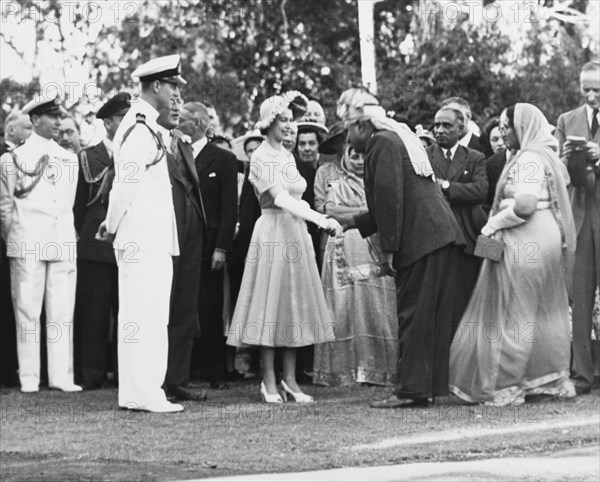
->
[555,60,600,395]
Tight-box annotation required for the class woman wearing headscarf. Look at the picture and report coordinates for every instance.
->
[449,103,577,406]
[313,145,398,386]
[226,92,341,403]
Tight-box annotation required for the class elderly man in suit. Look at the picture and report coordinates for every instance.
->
[180,101,238,389]
[98,55,186,413]
[73,92,131,389]
[0,97,81,393]
[157,99,208,402]
[428,106,488,317]
[332,89,466,408]
[555,60,600,394]
[441,97,491,157]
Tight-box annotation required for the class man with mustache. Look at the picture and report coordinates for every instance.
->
[427,106,487,315]
[97,55,186,413]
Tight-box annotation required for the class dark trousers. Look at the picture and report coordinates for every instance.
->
[571,199,600,386]
[393,244,464,399]
[76,260,119,388]
[195,259,226,383]
[165,205,203,388]
[0,241,18,387]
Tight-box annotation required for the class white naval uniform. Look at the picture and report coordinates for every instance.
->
[105,98,179,408]
[0,132,79,390]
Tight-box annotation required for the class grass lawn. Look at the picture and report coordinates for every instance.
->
[1,382,598,481]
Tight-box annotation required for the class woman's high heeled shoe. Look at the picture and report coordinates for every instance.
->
[260,381,283,404]
[281,380,314,403]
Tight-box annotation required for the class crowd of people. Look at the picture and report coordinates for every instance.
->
[0,55,598,413]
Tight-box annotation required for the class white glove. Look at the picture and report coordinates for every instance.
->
[482,206,526,236]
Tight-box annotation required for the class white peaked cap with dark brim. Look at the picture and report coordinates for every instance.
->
[132,54,187,85]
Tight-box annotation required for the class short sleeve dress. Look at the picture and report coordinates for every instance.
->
[226,141,335,347]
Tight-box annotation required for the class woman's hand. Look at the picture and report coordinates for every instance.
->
[319,216,343,236]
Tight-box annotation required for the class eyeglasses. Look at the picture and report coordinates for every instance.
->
[498,124,511,133]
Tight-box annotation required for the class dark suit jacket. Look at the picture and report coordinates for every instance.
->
[485,149,508,207]
[354,130,465,269]
[427,144,488,252]
[195,142,238,259]
[555,104,600,235]
[466,133,492,158]
[73,141,116,264]
[166,134,206,253]
[234,161,261,257]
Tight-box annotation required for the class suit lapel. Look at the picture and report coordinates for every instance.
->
[196,144,214,174]
[429,145,448,179]
[177,141,200,185]
[447,145,469,181]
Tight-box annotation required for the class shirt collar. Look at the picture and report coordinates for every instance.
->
[443,143,459,160]
[459,130,473,147]
[192,137,208,158]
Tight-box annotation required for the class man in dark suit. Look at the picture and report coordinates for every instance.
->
[158,100,208,401]
[428,107,488,314]
[555,60,600,394]
[182,102,238,389]
[73,93,130,389]
[0,110,32,387]
[332,93,466,408]
[441,97,492,157]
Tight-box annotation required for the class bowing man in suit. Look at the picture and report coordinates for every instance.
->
[158,100,207,402]
[331,89,466,409]
[182,102,238,389]
[555,60,600,394]
[98,55,185,413]
[73,93,131,389]
[441,97,492,158]
[428,107,488,315]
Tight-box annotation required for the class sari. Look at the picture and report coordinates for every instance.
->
[313,150,398,386]
[449,103,577,405]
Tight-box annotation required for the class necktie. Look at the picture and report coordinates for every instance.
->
[446,149,453,164]
[592,108,599,138]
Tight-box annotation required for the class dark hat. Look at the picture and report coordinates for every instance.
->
[296,121,329,143]
[22,96,63,117]
[132,54,187,85]
[96,92,132,119]
[318,122,346,154]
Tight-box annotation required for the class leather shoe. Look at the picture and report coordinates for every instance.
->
[167,385,207,401]
[370,396,430,409]
[573,381,591,395]
[49,383,83,392]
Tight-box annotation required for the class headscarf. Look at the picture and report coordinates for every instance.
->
[336,88,434,178]
[493,103,576,293]
[334,146,366,207]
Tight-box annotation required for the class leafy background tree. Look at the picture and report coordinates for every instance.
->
[1,0,598,135]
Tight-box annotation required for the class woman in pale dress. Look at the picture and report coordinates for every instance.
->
[226,92,342,403]
[449,103,577,406]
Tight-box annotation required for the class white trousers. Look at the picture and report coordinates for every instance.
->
[116,249,172,408]
[10,258,77,389]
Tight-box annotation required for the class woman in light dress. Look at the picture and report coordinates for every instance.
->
[449,103,577,406]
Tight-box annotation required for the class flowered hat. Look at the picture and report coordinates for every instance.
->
[255,91,309,131]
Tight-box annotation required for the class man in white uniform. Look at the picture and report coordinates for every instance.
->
[98,55,185,413]
[0,97,81,393]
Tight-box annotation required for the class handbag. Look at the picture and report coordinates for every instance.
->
[473,235,505,262]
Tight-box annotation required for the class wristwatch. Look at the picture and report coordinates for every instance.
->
[441,180,450,190]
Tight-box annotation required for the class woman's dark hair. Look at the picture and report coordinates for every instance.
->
[504,106,515,130]
[483,117,500,140]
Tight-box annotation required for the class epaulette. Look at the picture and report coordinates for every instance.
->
[121,112,166,169]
